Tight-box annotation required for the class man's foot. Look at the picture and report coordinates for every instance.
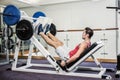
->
[44,24,50,34]
[37,24,43,35]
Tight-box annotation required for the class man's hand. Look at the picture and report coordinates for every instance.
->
[60,60,66,67]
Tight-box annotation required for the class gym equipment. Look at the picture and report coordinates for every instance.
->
[0,51,10,66]
[12,9,112,79]
[33,11,46,22]
[0,27,13,65]
[16,17,53,41]
[106,1,119,58]
[3,27,13,37]
[16,21,56,41]
[116,54,120,78]
[117,54,120,70]
[0,5,46,26]
[3,38,14,50]
[49,23,57,36]
[16,20,33,41]
[2,25,14,50]
[2,5,21,26]
[12,33,112,80]
[33,11,46,18]
[107,1,120,78]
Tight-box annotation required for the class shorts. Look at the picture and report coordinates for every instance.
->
[55,44,70,61]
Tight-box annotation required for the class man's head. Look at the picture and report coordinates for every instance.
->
[82,27,94,39]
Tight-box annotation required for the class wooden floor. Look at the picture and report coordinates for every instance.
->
[0,49,117,63]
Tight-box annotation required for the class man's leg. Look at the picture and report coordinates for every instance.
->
[47,32,61,42]
[44,24,59,42]
[40,32,63,48]
[38,24,63,48]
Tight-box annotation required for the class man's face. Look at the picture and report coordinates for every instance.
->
[82,30,86,39]
[82,30,88,39]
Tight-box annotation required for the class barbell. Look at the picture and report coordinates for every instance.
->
[1,5,46,26]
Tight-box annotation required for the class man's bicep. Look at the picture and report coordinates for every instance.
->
[75,44,87,56]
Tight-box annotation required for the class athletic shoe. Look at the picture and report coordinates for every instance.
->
[37,24,43,35]
[44,24,50,34]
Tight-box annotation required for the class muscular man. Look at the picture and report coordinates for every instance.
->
[38,25,94,67]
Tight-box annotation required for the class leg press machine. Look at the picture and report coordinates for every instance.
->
[12,17,113,80]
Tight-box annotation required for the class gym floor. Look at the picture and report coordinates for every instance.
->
[0,59,118,80]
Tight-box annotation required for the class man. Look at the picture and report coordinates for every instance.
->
[38,25,94,67]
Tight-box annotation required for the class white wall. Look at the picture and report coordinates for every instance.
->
[22,0,119,59]
[22,0,115,29]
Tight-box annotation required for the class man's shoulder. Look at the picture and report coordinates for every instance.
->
[80,41,88,47]
[81,41,87,44]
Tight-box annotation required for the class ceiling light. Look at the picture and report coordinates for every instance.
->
[18,0,38,4]
[92,0,100,1]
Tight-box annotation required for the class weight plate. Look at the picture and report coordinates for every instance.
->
[3,5,21,26]
[33,11,46,22]
[50,23,57,36]
[4,38,14,50]
[3,27,13,37]
[16,20,33,40]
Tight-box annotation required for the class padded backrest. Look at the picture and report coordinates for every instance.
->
[66,42,98,68]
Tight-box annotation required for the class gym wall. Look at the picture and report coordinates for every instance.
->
[22,0,119,60]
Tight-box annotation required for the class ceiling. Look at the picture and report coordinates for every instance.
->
[0,0,28,8]
[0,0,94,8]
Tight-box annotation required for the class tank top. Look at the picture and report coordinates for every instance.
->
[69,42,91,58]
